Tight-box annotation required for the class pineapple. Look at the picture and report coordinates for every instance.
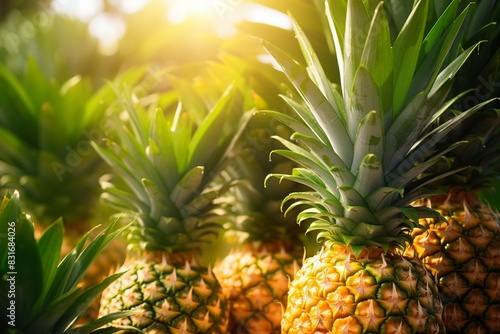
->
[404,2,500,332]
[0,58,146,321]
[259,0,492,332]
[213,113,311,333]
[94,67,252,333]
[0,191,137,333]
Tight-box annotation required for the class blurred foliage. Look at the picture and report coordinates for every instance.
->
[0,9,120,86]
[0,0,51,20]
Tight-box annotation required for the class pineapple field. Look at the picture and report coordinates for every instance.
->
[1,0,499,333]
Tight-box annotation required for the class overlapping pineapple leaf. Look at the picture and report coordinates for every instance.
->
[0,192,133,333]
[359,2,392,114]
[429,41,484,97]
[392,0,429,116]
[290,14,340,115]
[262,0,489,252]
[263,41,353,163]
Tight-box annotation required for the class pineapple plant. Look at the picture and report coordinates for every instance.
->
[0,191,137,333]
[93,66,252,333]
[0,57,146,320]
[404,2,500,332]
[408,111,500,333]
[213,112,311,334]
[258,0,494,332]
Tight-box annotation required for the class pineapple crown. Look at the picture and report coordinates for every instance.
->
[93,63,253,254]
[0,191,138,333]
[0,58,144,225]
[217,113,308,243]
[263,0,496,256]
[426,1,500,194]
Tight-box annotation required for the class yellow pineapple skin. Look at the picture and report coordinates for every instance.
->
[99,251,229,333]
[282,246,445,334]
[213,240,302,334]
[409,190,500,333]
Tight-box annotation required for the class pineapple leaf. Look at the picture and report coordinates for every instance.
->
[187,84,235,170]
[0,192,42,327]
[149,109,179,190]
[99,181,149,214]
[359,2,392,114]
[26,287,82,334]
[343,0,371,100]
[365,187,403,213]
[290,13,340,116]
[352,109,384,174]
[392,0,429,116]
[271,147,339,196]
[411,3,473,97]
[258,109,315,137]
[53,272,128,334]
[31,218,64,316]
[170,166,204,209]
[418,0,460,68]
[45,226,96,303]
[428,41,484,97]
[263,40,353,162]
[353,154,384,199]
[384,92,428,171]
[325,0,347,83]
[0,62,36,117]
[142,178,178,223]
[92,140,149,205]
[64,220,130,291]
[279,95,328,139]
[266,171,332,201]
[403,98,497,175]
[291,132,348,171]
[338,186,367,207]
[68,315,143,334]
[349,66,382,140]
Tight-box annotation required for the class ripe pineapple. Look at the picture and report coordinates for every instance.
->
[212,114,310,333]
[94,68,252,333]
[260,0,489,332]
[0,191,136,333]
[408,117,500,332]
[404,2,500,331]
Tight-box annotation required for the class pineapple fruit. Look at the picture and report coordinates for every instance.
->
[404,2,500,331]
[260,0,490,332]
[94,66,252,333]
[213,113,309,333]
[407,109,500,333]
[410,187,500,333]
[0,191,136,333]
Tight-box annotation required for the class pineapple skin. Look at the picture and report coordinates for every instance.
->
[282,246,445,334]
[409,189,500,333]
[99,251,229,333]
[213,240,302,334]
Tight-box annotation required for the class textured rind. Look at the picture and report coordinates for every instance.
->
[99,255,229,333]
[214,240,302,334]
[409,193,500,334]
[282,247,445,334]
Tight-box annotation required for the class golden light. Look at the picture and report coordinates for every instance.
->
[166,0,216,24]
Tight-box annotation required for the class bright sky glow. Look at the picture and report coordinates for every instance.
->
[166,0,215,24]
[52,0,291,53]
[109,0,148,14]
[88,12,126,55]
[51,0,103,22]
